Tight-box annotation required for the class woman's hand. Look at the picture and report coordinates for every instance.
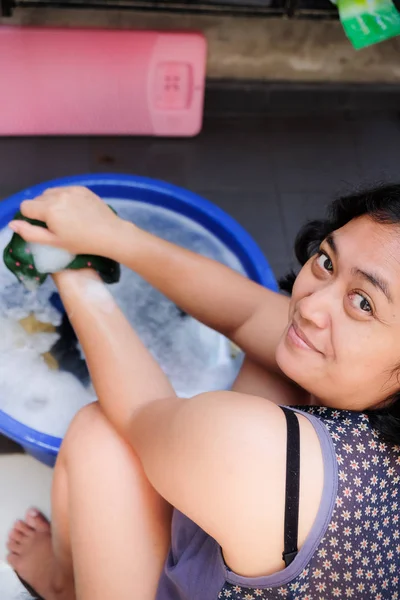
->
[9,186,125,256]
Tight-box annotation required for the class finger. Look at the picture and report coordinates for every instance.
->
[20,199,48,222]
[42,186,62,194]
[8,221,60,246]
[42,185,85,196]
[41,186,69,196]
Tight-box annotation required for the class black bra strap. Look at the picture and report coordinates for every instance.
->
[280,407,300,568]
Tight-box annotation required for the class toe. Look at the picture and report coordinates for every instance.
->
[8,529,24,544]
[14,520,33,536]
[25,508,50,532]
[7,520,29,544]
[6,551,19,568]
[6,538,22,555]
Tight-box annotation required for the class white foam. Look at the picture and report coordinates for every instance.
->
[0,317,95,438]
[0,201,245,436]
[0,229,61,326]
[30,243,76,274]
[83,278,116,314]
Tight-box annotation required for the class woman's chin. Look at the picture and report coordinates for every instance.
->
[276,339,307,377]
[275,341,320,394]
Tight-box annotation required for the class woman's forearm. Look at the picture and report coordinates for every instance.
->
[53,269,175,437]
[13,187,274,341]
[105,220,270,338]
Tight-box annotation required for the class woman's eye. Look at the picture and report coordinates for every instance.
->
[350,292,372,314]
[316,252,333,272]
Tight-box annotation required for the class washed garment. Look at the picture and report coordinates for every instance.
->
[3,211,120,287]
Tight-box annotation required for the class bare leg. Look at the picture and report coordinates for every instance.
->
[8,267,177,599]
[7,403,172,600]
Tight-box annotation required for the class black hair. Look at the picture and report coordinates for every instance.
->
[279,184,400,444]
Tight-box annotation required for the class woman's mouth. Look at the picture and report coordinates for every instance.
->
[287,322,320,353]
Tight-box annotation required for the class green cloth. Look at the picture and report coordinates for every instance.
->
[4,210,120,286]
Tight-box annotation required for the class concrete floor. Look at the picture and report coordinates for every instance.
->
[0,110,400,596]
[2,7,400,83]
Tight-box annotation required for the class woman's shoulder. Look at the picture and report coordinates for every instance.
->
[159,392,327,578]
[156,394,331,588]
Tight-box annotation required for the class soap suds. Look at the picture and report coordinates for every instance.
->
[0,317,94,438]
[30,243,76,274]
[0,200,245,437]
[83,278,116,313]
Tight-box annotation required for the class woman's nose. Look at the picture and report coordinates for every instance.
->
[297,288,331,330]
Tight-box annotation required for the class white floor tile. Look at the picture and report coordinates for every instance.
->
[0,562,31,599]
[0,454,52,598]
[0,454,52,560]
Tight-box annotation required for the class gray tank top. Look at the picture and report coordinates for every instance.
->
[156,406,400,599]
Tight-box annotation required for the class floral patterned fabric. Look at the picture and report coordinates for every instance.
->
[219,407,400,600]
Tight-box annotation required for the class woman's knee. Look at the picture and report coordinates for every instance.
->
[69,401,105,432]
[55,401,163,510]
[58,402,120,465]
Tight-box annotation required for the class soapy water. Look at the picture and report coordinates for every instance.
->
[30,243,76,274]
[0,200,245,438]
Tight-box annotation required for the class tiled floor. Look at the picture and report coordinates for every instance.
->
[2,112,399,280]
[0,111,399,591]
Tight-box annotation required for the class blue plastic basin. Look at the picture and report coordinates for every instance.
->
[0,174,277,467]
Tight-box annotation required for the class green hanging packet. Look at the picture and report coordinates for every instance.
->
[3,209,120,288]
[333,0,400,49]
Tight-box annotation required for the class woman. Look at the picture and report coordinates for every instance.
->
[6,184,400,599]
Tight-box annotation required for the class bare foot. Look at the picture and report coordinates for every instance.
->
[6,509,73,600]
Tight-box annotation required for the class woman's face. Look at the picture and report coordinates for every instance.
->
[275,215,400,411]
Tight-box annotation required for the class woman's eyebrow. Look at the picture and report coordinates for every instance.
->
[325,233,393,303]
[352,268,393,303]
[326,233,337,255]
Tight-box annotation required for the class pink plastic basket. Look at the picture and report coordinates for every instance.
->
[0,27,207,136]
